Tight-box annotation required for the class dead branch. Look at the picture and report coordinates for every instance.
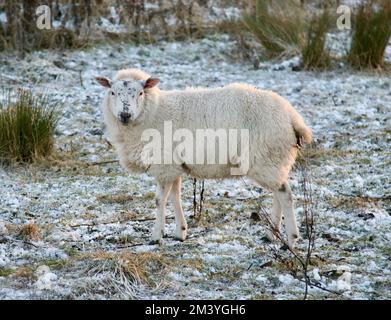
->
[192,178,205,216]
[239,153,332,299]
[88,160,119,166]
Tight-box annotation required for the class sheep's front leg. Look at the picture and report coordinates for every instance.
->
[169,177,188,241]
[150,181,173,245]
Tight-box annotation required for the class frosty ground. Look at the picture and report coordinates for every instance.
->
[0,34,390,299]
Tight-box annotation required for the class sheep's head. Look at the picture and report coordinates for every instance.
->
[96,76,160,125]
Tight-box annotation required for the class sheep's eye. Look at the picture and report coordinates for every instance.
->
[139,91,143,96]
[111,91,115,96]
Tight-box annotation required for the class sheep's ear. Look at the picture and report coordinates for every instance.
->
[96,77,112,88]
[144,77,160,89]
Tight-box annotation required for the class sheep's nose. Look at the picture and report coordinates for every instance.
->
[119,112,131,123]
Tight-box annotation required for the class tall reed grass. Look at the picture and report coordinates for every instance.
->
[0,89,59,164]
[348,0,391,69]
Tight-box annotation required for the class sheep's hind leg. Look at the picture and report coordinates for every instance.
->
[266,193,282,242]
[275,182,300,249]
[150,181,173,245]
[169,177,188,241]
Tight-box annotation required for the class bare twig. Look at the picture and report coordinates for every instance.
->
[115,242,147,248]
[192,179,205,216]
[193,178,197,216]
[88,160,119,166]
[240,153,339,299]
[79,70,85,89]
[1,236,38,248]
[199,180,205,215]
[297,278,343,297]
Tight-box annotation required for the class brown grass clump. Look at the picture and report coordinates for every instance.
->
[328,195,387,211]
[78,251,170,298]
[301,10,332,70]
[348,0,391,69]
[117,211,138,222]
[243,0,335,69]
[0,89,59,164]
[242,0,306,58]
[97,194,134,204]
[18,222,41,241]
[14,266,35,280]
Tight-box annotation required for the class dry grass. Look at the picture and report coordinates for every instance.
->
[296,144,365,167]
[40,28,84,51]
[0,89,59,164]
[348,0,391,69]
[301,10,332,70]
[300,147,360,160]
[243,0,336,68]
[97,194,134,204]
[242,0,306,58]
[81,251,169,283]
[0,0,99,52]
[13,266,35,280]
[78,251,170,298]
[328,195,387,211]
[17,222,41,241]
[0,1,244,52]
[117,211,138,222]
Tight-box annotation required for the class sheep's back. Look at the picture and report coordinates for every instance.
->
[161,84,296,147]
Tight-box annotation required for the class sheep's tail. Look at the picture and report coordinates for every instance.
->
[291,112,313,147]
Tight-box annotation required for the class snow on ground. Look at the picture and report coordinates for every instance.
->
[0,34,390,299]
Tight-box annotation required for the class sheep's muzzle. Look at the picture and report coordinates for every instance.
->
[119,112,131,124]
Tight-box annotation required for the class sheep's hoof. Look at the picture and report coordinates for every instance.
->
[175,227,187,242]
[174,235,186,242]
[148,239,162,245]
[265,230,277,242]
[287,233,299,249]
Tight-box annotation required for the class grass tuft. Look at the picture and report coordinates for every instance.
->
[79,251,170,298]
[348,0,391,69]
[242,0,306,58]
[0,89,59,164]
[97,194,134,204]
[301,10,332,70]
[18,222,41,241]
[243,0,335,68]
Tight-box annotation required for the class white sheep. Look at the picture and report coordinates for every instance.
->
[96,68,312,249]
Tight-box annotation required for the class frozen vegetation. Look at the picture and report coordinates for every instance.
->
[0,32,390,299]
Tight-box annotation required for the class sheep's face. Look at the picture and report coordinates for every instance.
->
[96,76,160,125]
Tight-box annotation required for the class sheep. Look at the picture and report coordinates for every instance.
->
[95,68,312,249]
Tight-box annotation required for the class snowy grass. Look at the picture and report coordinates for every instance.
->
[0,34,390,299]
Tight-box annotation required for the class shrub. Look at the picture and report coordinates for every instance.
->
[301,10,332,70]
[243,0,335,69]
[348,0,391,69]
[0,0,93,52]
[242,0,306,58]
[0,89,59,164]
